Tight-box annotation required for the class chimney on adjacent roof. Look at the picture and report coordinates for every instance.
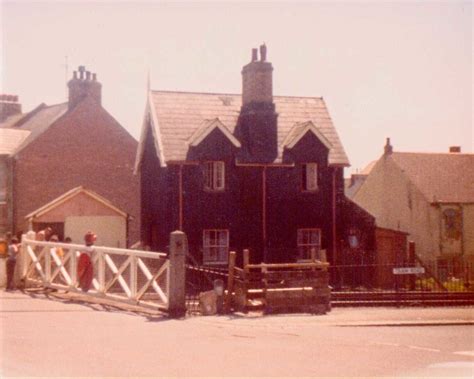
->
[235,44,278,163]
[449,146,461,153]
[67,65,102,110]
[384,138,393,155]
[0,94,22,122]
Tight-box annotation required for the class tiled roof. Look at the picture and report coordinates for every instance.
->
[146,91,349,166]
[12,103,68,154]
[0,113,25,129]
[391,152,474,203]
[0,128,31,155]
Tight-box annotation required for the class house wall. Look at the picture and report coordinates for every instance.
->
[353,155,439,263]
[13,97,140,245]
[463,204,474,265]
[65,215,126,248]
[141,124,347,265]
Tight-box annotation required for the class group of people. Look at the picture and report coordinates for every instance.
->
[3,229,97,292]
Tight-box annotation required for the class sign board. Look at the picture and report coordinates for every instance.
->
[392,267,425,275]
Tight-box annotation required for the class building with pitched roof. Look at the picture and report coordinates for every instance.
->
[353,139,474,279]
[0,67,139,245]
[135,45,375,268]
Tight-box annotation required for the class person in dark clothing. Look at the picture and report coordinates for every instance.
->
[6,237,19,291]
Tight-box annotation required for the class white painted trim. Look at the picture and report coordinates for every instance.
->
[148,92,167,167]
[188,118,241,148]
[134,92,167,172]
[284,121,332,150]
[25,186,128,220]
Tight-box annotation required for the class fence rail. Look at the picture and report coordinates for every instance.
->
[21,235,170,311]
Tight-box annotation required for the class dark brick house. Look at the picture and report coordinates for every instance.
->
[135,46,375,267]
[1,67,140,245]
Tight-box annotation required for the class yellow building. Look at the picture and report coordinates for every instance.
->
[353,140,474,281]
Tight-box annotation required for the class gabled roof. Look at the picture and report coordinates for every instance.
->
[136,90,350,168]
[25,186,128,220]
[0,128,31,155]
[390,152,474,203]
[12,103,68,154]
[188,118,241,148]
[282,121,332,150]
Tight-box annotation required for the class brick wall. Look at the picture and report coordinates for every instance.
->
[14,97,140,245]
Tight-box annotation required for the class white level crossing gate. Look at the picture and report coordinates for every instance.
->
[20,231,187,316]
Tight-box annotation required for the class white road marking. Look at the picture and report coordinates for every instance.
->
[408,345,441,352]
[373,342,400,347]
[453,351,474,357]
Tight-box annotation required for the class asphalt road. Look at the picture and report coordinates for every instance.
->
[1,291,473,377]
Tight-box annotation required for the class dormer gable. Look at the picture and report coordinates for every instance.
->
[283,121,332,150]
[188,118,241,148]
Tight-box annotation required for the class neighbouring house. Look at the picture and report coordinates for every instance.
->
[135,45,375,271]
[0,67,140,245]
[353,139,474,280]
[0,126,30,237]
[345,160,377,199]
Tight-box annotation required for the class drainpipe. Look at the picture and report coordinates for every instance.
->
[332,168,337,265]
[178,164,183,231]
[262,166,267,262]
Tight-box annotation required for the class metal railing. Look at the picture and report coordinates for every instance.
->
[21,235,170,311]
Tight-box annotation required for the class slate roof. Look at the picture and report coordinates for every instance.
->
[0,128,31,155]
[391,152,474,203]
[12,103,68,154]
[142,90,349,166]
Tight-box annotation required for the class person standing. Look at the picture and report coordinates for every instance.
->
[77,231,96,292]
[6,237,19,291]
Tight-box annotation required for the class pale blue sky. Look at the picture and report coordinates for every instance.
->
[1,1,472,175]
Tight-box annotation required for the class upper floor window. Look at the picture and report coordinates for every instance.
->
[297,228,321,260]
[203,229,229,264]
[302,163,318,191]
[203,161,225,191]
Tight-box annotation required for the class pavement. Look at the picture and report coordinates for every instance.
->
[1,288,473,326]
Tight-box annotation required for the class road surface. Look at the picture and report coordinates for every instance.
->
[1,290,473,377]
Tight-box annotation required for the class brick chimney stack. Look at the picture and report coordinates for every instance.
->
[67,65,102,110]
[0,94,22,122]
[242,43,273,107]
[236,44,278,163]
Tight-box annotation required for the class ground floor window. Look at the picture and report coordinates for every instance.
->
[297,228,321,260]
[203,229,229,264]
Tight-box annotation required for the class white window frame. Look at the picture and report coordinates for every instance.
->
[297,228,321,260]
[203,161,225,191]
[302,163,318,191]
[203,229,229,265]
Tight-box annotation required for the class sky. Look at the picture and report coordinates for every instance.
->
[1,1,472,175]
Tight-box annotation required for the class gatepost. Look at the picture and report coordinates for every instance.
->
[168,231,187,318]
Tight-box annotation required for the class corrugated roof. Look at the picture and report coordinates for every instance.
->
[391,152,474,203]
[0,128,31,155]
[146,91,349,166]
[13,103,68,154]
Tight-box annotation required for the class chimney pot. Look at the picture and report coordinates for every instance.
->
[449,146,461,153]
[86,71,91,80]
[73,71,77,79]
[384,137,393,155]
[251,48,258,62]
[260,43,267,61]
[92,73,97,81]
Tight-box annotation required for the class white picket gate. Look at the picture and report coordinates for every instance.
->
[20,234,170,311]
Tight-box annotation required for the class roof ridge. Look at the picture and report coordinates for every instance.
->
[393,151,474,156]
[150,89,323,99]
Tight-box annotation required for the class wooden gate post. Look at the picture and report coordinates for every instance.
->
[168,231,187,318]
